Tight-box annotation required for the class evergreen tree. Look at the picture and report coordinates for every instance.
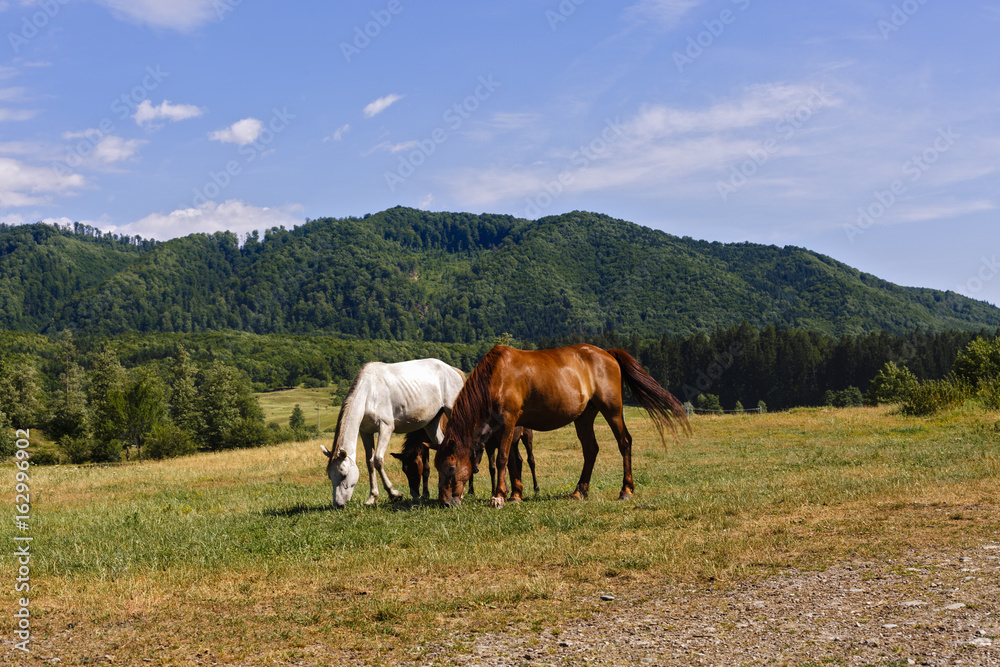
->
[0,360,40,429]
[289,404,306,431]
[88,346,128,448]
[118,373,166,460]
[169,346,201,434]
[48,331,89,440]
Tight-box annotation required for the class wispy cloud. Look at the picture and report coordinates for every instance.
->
[0,156,85,207]
[92,0,225,31]
[134,99,204,126]
[324,123,350,142]
[62,130,147,165]
[623,0,704,29]
[209,118,263,146]
[363,93,404,118]
[110,199,303,240]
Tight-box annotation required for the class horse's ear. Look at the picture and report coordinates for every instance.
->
[389,452,403,460]
[425,440,441,450]
[321,445,333,459]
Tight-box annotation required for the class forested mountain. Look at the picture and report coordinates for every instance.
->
[2,208,998,341]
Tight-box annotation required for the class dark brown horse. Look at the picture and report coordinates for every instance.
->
[392,424,538,501]
[434,344,689,507]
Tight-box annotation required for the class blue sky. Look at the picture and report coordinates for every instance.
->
[2,0,999,307]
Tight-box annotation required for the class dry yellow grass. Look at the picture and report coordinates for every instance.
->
[3,405,999,664]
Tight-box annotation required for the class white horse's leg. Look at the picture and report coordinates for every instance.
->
[374,422,403,500]
[361,432,379,506]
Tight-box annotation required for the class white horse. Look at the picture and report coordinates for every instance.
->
[321,358,465,508]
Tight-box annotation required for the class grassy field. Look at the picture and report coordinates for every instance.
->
[3,405,999,665]
[254,385,340,434]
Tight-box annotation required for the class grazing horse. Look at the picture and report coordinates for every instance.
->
[435,344,689,507]
[392,424,539,501]
[321,358,464,508]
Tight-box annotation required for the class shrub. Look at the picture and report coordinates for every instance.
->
[757,400,767,414]
[976,378,1000,411]
[60,435,92,464]
[145,423,197,460]
[734,400,745,414]
[90,438,123,463]
[901,379,965,416]
[695,393,723,414]
[0,410,14,458]
[224,417,270,449]
[29,450,60,466]
[866,361,918,406]
[953,337,1000,386]
[825,386,863,408]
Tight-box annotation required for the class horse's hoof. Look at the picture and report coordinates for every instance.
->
[364,496,377,506]
[569,491,585,500]
[489,497,506,508]
[388,490,403,501]
[507,497,522,504]
[618,492,633,501]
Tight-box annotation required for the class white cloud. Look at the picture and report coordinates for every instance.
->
[111,199,304,240]
[0,157,85,207]
[0,108,37,121]
[369,140,420,155]
[62,130,146,165]
[324,123,350,142]
[92,135,146,164]
[447,82,841,209]
[363,93,404,118]
[92,0,224,31]
[892,199,996,224]
[209,118,263,146]
[624,0,704,28]
[134,99,204,126]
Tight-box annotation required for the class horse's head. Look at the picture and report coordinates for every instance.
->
[434,435,473,507]
[390,439,427,500]
[321,445,359,509]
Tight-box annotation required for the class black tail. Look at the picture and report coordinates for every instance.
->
[607,349,691,446]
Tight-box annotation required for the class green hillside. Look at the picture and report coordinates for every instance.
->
[2,209,998,340]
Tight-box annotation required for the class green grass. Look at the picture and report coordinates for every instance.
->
[254,385,339,433]
[3,406,999,664]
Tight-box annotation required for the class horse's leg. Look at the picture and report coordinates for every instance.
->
[487,440,498,496]
[360,431,379,506]
[420,445,430,501]
[373,422,403,501]
[571,407,600,500]
[506,438,524,503]
[600,405,635,500]
[490,426,517,508]
[523,430,540,494]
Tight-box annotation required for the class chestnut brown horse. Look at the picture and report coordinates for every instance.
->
[434,344,689,507]
[392,425,538,501]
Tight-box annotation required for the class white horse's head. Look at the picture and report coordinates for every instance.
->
[322,445,359,508]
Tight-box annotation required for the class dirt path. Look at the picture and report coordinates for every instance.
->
[418,542,1000,666]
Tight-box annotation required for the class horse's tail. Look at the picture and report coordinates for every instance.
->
[607,349,691,446]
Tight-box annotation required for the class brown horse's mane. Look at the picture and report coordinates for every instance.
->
[444,346,504,454]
